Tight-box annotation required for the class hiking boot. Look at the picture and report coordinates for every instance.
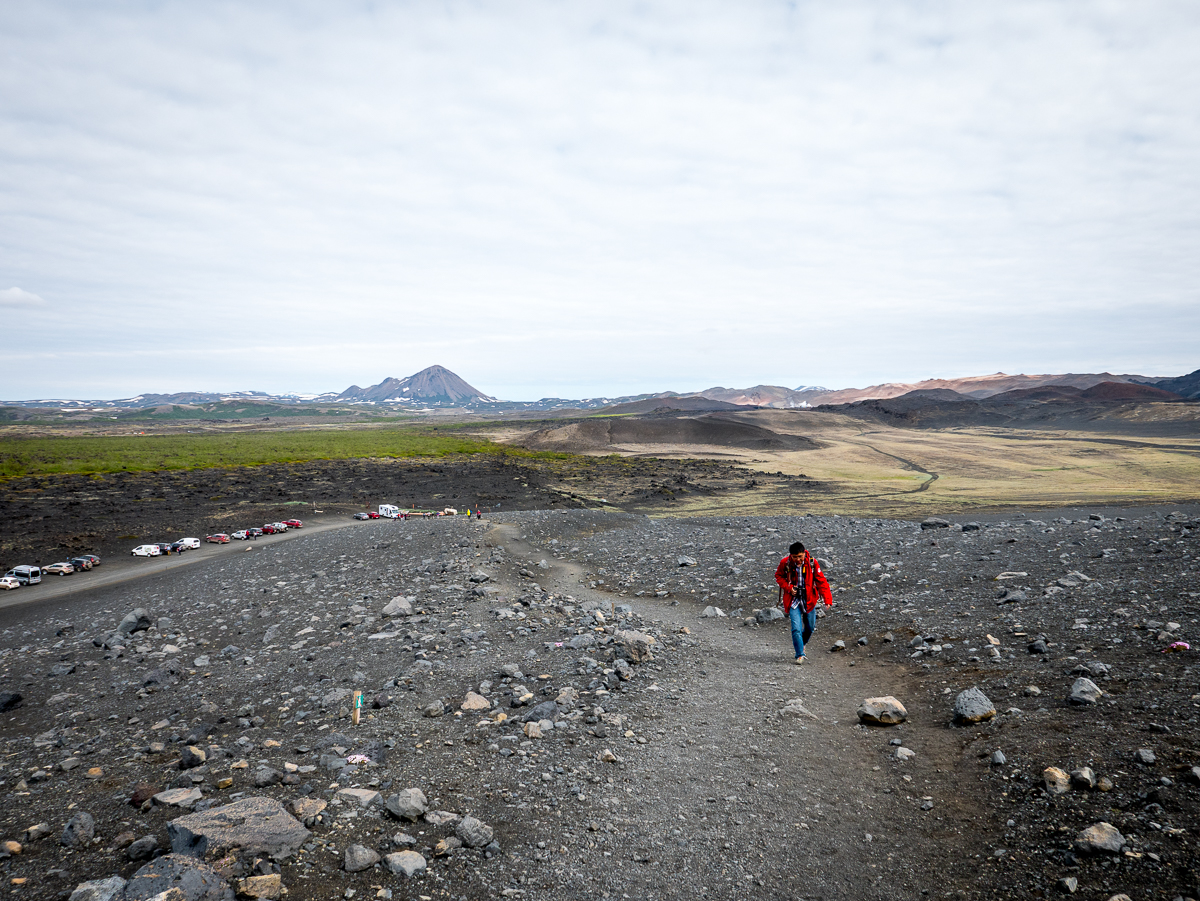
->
[794,656,805,665]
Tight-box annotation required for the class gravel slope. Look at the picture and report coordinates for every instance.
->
[0,504,1197,900]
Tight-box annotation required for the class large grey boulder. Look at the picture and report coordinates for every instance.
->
[121,854,234,901]
[953,688,996,724]
[857,697,908,725]
[522,700,559,724]
[755,607,784,624]
[920,518,951,530]
[167,797,309,861]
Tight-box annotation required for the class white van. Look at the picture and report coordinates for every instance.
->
[131,545,161,557]
[4,565,41,585]
[175,537,201,550]
[379,504,400,518]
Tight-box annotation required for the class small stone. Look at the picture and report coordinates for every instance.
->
[344,843,380,872]
[1075,821,1125,854]
[384,850,426,877]
[991,751,1006,766]
[1043,767,1071,795]
[755,607,784,624]
[895,747,916,761]
[0,841,20,856]
[830,640,846,652]
[422,702,444,718]
[382,596,413,617]
[523,722,543,739]
[1133,748,1157,765]
[253,766,283,787]
[154,787,203,808]
[1058,876,1078,894]
[857,697,908,725]
[701,606,726,618]
[953,688,996,724]
[677,556,698,567]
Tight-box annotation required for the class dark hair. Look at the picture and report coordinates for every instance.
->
[789,541,806,554]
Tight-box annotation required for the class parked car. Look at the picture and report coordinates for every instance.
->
[43,562,75,576]
[282,519,303,529]
[155,542,175,556]
[175,538,201,550]
[0,575,19,591]
[231,530,249,540]
[261,524,278,534]
[80,554,100,567]
[367,511,381,519]
[205,534,230,544]
[353,513,371,520]
[69,557,93,571]
[247,528,263,538]
[169,540,189,553]
[132,545,161,557]
[270,522,288,532]
[3,565,41,584]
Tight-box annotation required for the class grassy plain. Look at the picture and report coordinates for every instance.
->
[0,427,549,479]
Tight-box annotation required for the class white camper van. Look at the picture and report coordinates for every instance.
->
[4,565,41,585]
[379,504,401,519]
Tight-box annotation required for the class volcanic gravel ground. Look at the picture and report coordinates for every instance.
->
[0,505,1198,900]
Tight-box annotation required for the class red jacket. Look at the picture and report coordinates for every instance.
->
[775,552,832,613]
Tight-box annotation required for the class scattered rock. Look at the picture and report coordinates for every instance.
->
[701,606,726,618]
[122,853,234,901]
[857,697,908,725]
[168,797,309,861]
[67,877,126,901]
[1075,822,1125,854]
[118,608,154,635]
[1133,747,1157,765]
[456,816,494,848]
[461,691,490,711]
[386,788,428,822]
[952,688,996,724]
[1070,767,1097,789]
[236,874,282,900]
[1043,767,1071,795]
[61,811,95,848]
[1068,678,1102,705]
[344,843,380,872]
[384,850,427,877]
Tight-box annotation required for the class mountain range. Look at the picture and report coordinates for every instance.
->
[4,365,1198,411]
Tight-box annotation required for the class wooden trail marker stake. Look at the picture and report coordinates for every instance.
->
[352,690,363,725]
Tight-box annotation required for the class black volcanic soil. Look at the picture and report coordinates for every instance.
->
[522,414,819,453]
[0,499,1199,901]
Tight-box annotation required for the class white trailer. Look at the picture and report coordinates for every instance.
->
[379,504,401,518]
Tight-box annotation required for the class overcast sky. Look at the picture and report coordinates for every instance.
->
[2,1,1198,401]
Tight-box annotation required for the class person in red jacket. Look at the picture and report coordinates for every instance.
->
[774,541,832,664]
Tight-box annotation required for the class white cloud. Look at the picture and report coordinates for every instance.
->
[0,2,1197,398]
[0,287,45,308]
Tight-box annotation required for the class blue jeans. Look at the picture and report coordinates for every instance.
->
[789,605,817,658]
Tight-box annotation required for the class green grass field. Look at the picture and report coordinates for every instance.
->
[0,428,535,478]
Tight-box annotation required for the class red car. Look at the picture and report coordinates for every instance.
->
[367,511,381,519]
[261,524,278,534]
[282,519,303,529]
[205,533,230,544]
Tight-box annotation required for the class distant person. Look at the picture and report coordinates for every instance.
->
[774,541,832,664]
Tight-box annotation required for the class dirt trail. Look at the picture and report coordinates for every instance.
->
[487,521,983,900]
